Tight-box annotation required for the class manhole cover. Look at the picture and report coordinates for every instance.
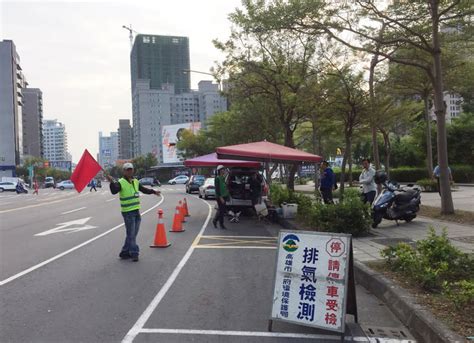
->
[371,238,415,247]
[360,325,416,341]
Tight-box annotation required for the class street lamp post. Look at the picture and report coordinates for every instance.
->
[182,69,222,91]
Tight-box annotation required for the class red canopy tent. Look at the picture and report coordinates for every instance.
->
[184,153,262,168]
[216,141,322,164]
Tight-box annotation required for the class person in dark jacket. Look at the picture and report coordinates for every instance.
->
[105,163,160,262]
[249,173,263,206]
[320,161,336,204]
[213,165,229,230]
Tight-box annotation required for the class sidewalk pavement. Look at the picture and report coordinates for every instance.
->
[294,182,473,212]
[293,182,473,262]
[353,216,473,262]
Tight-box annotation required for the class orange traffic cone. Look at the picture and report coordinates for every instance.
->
[150,209,171,248]
[170,206,185,232]
[178,200,186,223]
[183,198,190,217]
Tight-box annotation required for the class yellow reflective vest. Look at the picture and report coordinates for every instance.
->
[119,178,140,212]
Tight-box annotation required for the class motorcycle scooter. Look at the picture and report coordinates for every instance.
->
[372,172,421,228]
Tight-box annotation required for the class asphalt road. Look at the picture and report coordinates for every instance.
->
[0,184,415,343]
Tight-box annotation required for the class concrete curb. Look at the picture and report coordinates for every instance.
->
[278,217,465,343]
[354,262,465,343]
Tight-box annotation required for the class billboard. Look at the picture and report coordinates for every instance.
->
[162,123,201,164]
[49,161,72,171]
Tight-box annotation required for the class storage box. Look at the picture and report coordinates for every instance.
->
[281,203,298,219]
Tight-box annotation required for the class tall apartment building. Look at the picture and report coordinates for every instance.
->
[118,119,133,160]
[98,131,119,168]
[43,119,69,161]
[0,40,27,177]
[131,34,190,94]
[132,80,227,163]
[430,91,464,123]
[22,88,43,158]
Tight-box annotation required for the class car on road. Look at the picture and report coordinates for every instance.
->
[57,180,75,190]
[186,175,205,194]
[0,181,17,192]
[139,177,160,186]
[168,175,189,185]
[44,177,55,188]
[199,178,215,199]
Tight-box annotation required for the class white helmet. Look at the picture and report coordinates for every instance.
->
[216,165,225,171]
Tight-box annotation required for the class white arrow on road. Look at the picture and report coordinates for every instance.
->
[35,217,98,236]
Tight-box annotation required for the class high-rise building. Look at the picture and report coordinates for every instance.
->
[132,80,227,163]
[131,34,190,94]
[22,88,43,158]
[43,119,69,162]
[0,40,27,177]
[118,119,133,160]
[98,131,119,168]
[430,91,464,123]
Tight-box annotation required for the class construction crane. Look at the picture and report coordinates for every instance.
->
[122,24,137,50]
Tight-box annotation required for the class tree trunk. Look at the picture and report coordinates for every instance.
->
[430,0,454,214]
[348,146,353,186]
[287,164,298,191]
[382,130,391,178]
[424,95,434,178]
[339,130,352,200]
[369,53,381,170]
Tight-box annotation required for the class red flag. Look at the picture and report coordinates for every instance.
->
[70,149,102,193]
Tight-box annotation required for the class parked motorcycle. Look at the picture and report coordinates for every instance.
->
[372,171,421,228]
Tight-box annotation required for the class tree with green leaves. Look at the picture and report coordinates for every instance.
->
[234,0,473,213]
[214,4,321,189]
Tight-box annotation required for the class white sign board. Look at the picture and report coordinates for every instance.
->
[162,122,201,164]
[271,230,351,333]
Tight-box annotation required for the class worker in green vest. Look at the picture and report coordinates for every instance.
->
[106,163,160,262]
[213,165,229,229]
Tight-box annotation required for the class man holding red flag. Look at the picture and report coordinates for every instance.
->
[106,163,160,262]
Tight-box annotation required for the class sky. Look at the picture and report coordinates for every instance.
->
[0,0,241,163]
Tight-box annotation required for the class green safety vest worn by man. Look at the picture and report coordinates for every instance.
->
[118,178,141,212]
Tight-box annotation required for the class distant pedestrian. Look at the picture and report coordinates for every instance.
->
[213,165,229,230]
[433,164,453,196]
[89,179,97,192]
[33,179,39,195]
[359,158,376,204]
[319,161,336,204]
[106,163,160,262]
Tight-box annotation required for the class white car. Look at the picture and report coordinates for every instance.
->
[57,180,75,190]
[0,182,17,192]
[199,178,215,199]
[168,175,189,185]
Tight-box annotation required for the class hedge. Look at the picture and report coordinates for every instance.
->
[334,165,473,183]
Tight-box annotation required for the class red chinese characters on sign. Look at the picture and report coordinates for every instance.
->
[326,238,346,257]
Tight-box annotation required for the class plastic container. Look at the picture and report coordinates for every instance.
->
[281,203,298,219]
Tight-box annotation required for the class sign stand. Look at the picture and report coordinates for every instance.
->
[269,231,358,340]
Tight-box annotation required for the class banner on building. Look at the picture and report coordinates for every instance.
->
[162,123,201,164]
[270,230,356,333]
[49,161,72,171]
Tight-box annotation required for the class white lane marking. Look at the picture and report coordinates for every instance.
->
[35,217,96,236]
[61,207,86,215]
[139,329,344,340]
[0,196,165,287]
[106,198,115,202]
[122,198,212,343]
[195,246,277,249]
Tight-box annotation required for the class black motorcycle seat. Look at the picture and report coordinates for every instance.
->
[394,189,418,203]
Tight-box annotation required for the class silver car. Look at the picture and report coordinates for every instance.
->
[199,178,215,199]
[168,175,189,185]
[56,180,75,190]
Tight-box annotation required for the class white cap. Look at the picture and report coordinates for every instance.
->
[123,162,134,170]
[216,165,225,171]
